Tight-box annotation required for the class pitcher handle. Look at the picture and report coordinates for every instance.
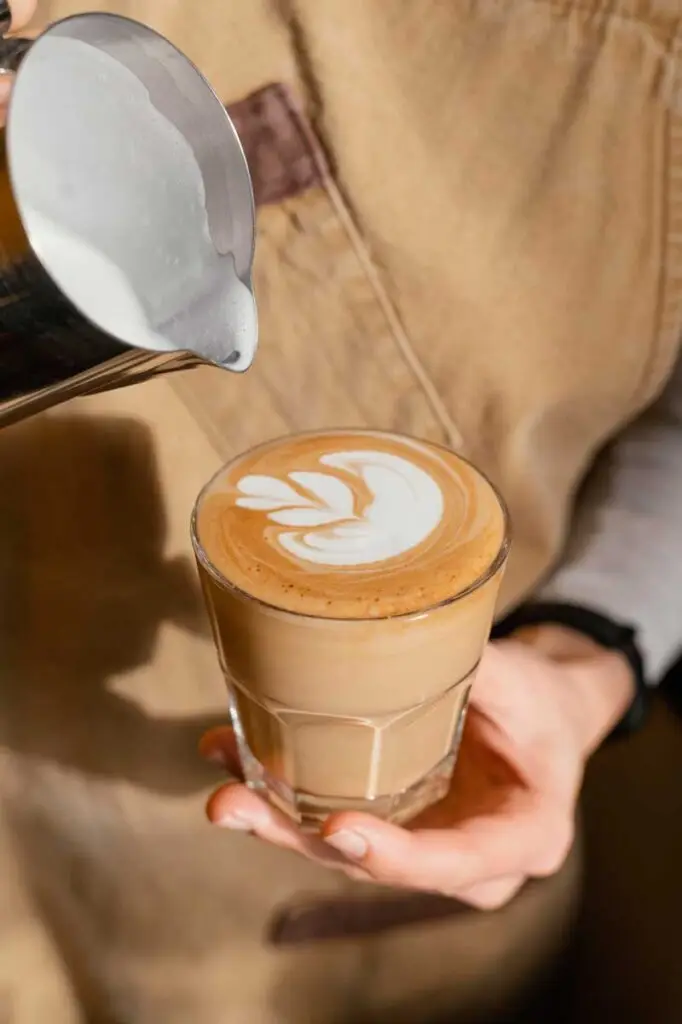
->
[0,1,32,73]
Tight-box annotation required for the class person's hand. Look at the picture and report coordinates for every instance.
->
[0,0,38,125]
[200,627,634,909]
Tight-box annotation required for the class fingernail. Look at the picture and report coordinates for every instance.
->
[215,814,254,831]
[325,830,368,860]
[202,748,227,766]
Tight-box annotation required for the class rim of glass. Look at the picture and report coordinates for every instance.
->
[190,429,511,624]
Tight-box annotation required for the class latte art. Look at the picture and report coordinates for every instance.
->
[193,432,510,829]
[235,450,445,567]
[194,431,507,619]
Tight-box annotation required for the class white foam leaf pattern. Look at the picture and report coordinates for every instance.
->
[235,448,445,567]
[305,530,371,550]
[331,523,373,538]
[268,508,347,527]
[236,496,301,510]
[288,472,355,516]
[237,475,312,506]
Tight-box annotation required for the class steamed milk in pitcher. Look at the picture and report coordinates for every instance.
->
[0,12,257,425]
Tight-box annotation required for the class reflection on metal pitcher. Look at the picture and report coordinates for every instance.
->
[0,11,257,427]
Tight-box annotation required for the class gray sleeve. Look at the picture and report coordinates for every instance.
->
[538,353,682,682]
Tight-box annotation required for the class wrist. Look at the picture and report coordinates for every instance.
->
[514,624,636,755]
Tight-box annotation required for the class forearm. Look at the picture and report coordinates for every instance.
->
[538,354,682,682]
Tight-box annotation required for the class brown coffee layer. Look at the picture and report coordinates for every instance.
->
[194,431,507,619]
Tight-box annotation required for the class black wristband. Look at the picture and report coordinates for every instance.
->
[492,602,649,739]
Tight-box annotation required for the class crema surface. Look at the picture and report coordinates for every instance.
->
[195,431,507,618]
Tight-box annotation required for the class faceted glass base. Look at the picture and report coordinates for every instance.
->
[228,676,472,832]
[243,746,459,830]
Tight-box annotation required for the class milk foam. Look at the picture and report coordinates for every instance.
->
[24,205,257,366]
[11,34,257,369]
[26,208,175,352]
[235,449,444,567]
[196,431,508,619]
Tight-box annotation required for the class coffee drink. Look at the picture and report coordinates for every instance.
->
[193,430,509,827]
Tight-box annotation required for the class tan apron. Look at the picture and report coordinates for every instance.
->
[1,1,679,1020]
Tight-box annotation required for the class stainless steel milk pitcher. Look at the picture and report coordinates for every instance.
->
[0,7,257,427]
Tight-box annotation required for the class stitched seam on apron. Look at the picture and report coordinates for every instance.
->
[653,59,682,396]
[618,17,682,401]
[230,83,463,451]
[532,0,681,27]
[530,0,682,404]
[283,91,465,452]
[319,173,464,452]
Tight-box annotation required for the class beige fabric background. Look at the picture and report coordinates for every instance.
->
[0,1,680,1020]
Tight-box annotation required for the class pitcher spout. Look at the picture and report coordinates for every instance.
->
[0,12,257,428]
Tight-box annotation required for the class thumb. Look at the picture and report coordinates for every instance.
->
[6,0,38,33]
[322,802,559,894]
